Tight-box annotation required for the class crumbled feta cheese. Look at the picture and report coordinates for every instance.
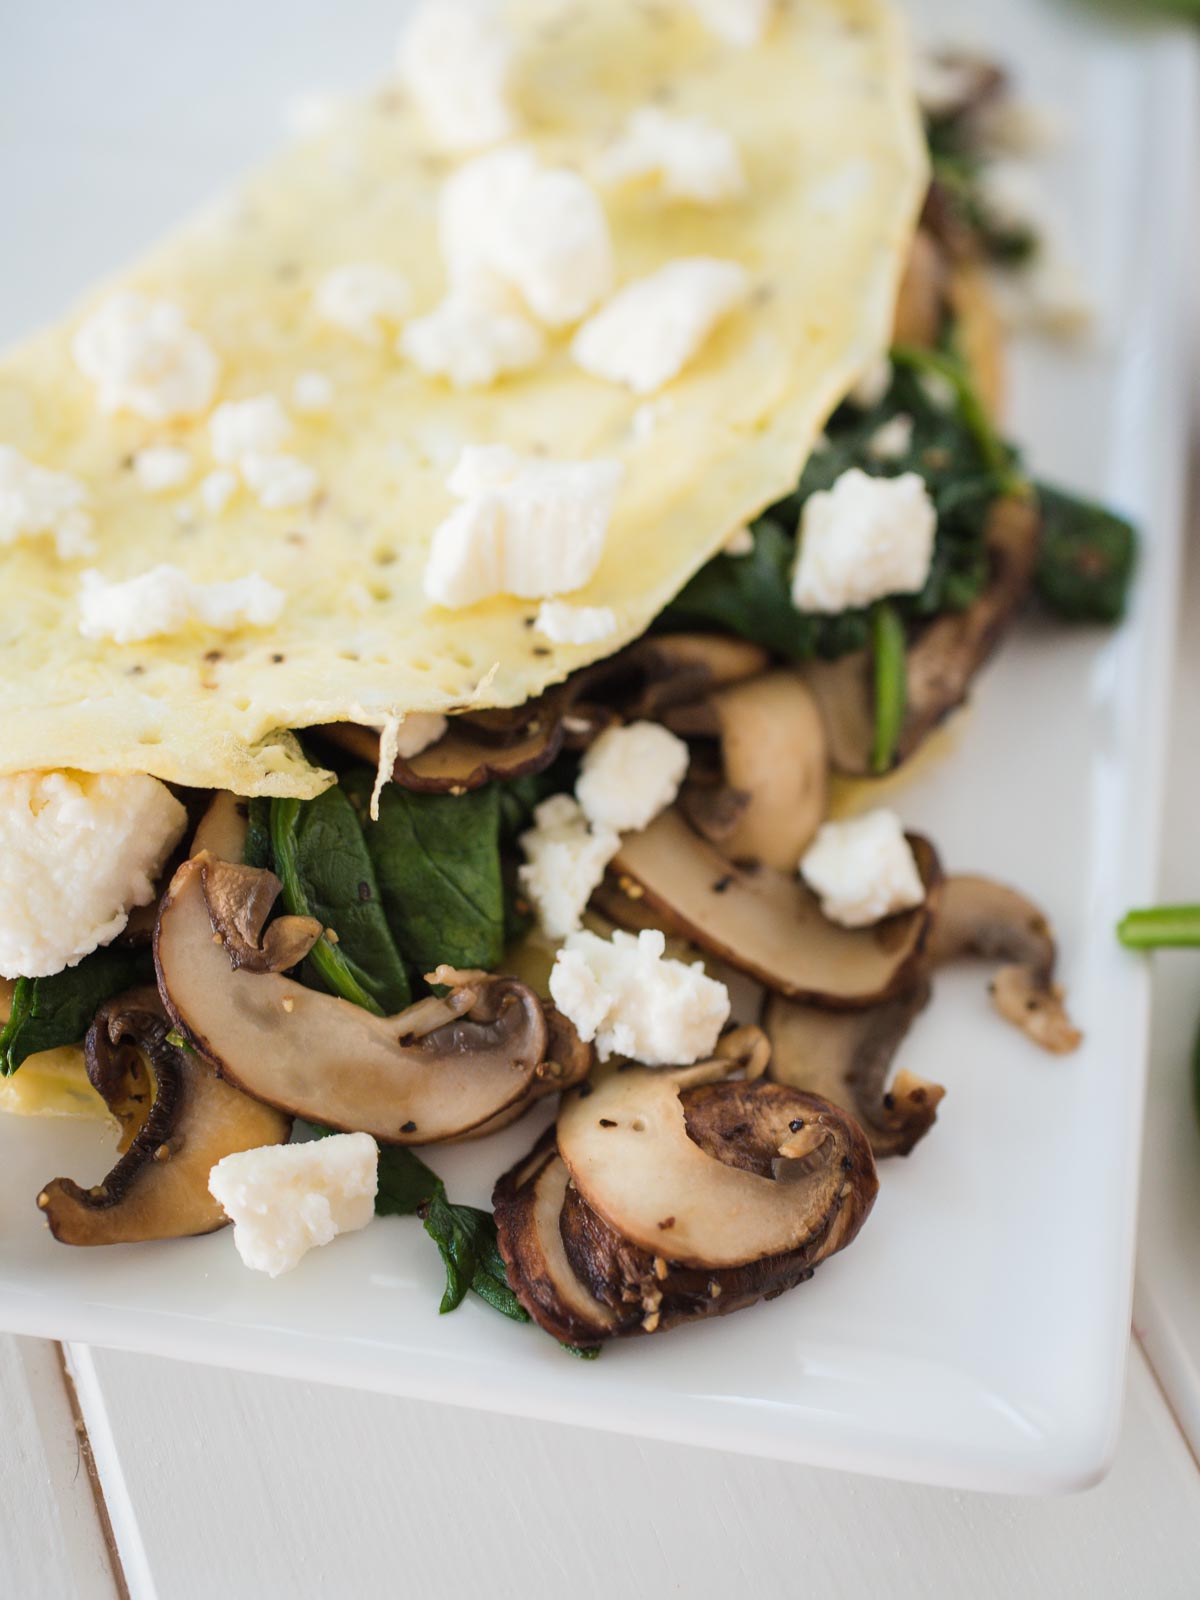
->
[687,0,774,46]
[200,468,239,515]
[867,413,915,461]
[315,264,411,345]
[572,258,749,395]
[0,445,94,559]
[424,445,623,608]
[549,927,730,1065]
[209,1133,379,1278]
[72,292,219,422]
[0,770,187,979]
[723,523,755,556]
[397,0,514,152]
[518,794,619,940]
[848,354,892,410]
[918,370,956,412]
[534,600,617,646]
[792,468,936,614]
[132,445,193,494]
[576,722,689,834]
[241,453,319,510]
[401,290,544,389]
[209,395,292,464]
[291,370,334,414]
[596,106,745,205]
[78,565,285,644]
[800,810,925,929]
[440,147,614,327]
[392,711,448,760]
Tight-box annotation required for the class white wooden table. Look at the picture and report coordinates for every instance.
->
[4,6,1200,1595]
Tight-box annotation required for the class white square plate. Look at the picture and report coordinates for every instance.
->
[0,0,1195,1495]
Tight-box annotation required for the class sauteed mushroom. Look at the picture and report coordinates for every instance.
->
[802,496,1040,774]
[318,702,567,794]
[37,989,291,1245]
[594,808,939,1007]
[892,229,949,350]
[667,672,828,870]
[764,984,942,1158]
[495,1036,877,1344]
[928,875,1081,1053]
[155,854,591,1141]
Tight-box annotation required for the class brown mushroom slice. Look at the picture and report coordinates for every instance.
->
[763,985,942,1158]
[801,496,1040,775]
[928,875,1082,1054]
[189,791,250,863]
[594,807,938,1007]
[495,1079,877,1344]
[317,711,565,794]
[892,229,950,350]
[555,1059,876,1269]
[492,1133,621,1346]
[579,632,770,723]
[669,672,828,870]
[155,854,591,1142]
[37,989,292,1245]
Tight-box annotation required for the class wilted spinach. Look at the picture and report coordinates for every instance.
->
[0,945,153,1077]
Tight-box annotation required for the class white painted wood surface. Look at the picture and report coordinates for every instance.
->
[0,1337,116,1599]
[8,1336,1180,1600]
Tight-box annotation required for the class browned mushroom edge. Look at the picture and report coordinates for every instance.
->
[37,988,292,1246]
[155,853,592,1143]
[494,1048,878,1346]
[927,875,1082,1054]
[763,983,942,1159]
[593,806,941,1010]
[800,495,1040,777]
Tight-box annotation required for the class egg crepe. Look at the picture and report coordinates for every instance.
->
[0,0,926,799]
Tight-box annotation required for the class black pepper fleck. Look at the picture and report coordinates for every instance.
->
[599,1118,617,1128]
[882,1092,896,1111]
[841,1157,853,1172]
[577,1082,594,1099]
[357,881,372,902]
[788,1118,805,1133]
[400,1120,417,1134]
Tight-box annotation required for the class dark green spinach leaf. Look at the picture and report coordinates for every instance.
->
[344,775,506,976]
[270,790,411,1015]
[1034,483,1138,623]
[0,945,153,1076]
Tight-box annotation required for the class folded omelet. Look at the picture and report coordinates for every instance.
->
[0,0,925,799]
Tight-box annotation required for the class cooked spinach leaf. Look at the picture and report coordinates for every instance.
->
[662,354,1010,658]
[1034,483,1138,623]
[304,1125,530,1327]
[244,796,273,870]
[0,945,152,1076]
[270,790,411,1015]
[344,775,506,976]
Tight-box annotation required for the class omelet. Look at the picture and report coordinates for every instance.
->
[0,0,926,800]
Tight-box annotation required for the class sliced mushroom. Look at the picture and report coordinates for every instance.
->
[578,632,770,723]
[189,791,250,863]
[764,984,942,1158]
[37,988,292,1245]
[317,706,566,794]
[496,1068,877,1343]
[555,1055,876,1269]
[594,807,939,1008]
[155,854,592,1142]
[928,875,1082,1054]
[892,229,950,350]
[802,495,1040,775]
[667,672,828,870]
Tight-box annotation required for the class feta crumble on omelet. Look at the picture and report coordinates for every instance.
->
[424,446,623,607]
[78,566,286,644]
[0,446,94,559]
[71,291,219,422]
[396,0,515,153]
[0,771,187,979]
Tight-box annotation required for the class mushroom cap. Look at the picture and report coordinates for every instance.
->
[37,988,291,1245]
[155,853,591,1143]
